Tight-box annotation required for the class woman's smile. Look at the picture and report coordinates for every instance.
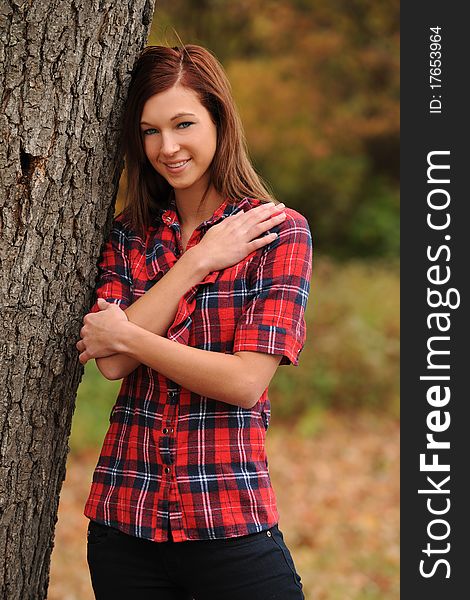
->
[140,84,217,196]
[163,158,192,173]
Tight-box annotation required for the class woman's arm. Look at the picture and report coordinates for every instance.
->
[78,206,312,406]
[91,202,287,380]
[123,327,283,408]
[82,311,281,408]
[95,247,208,380]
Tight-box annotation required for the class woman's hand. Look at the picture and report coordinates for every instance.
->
[76,298,129,365]
[193,201,287,273]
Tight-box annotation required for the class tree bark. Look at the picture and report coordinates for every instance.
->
[0,1,155,597]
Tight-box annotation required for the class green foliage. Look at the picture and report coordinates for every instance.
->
[348,176,400,258]
[69,362,120,453]
[268,256,399,429]
[70,258,399,453]
[149,0,399,258]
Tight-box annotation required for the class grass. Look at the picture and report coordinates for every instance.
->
[69,362,120,453]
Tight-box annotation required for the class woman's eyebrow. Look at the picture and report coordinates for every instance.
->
[170,112,196,121]
[140,112,196,126]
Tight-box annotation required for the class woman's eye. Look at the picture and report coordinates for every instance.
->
[143,128,158,136]
[177,121,193,129]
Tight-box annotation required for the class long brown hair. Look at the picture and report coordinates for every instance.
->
[121,45,276,235]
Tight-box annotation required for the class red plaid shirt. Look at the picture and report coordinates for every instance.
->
[84,197,312,542]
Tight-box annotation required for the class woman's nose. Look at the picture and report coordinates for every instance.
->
[160,132,180,156]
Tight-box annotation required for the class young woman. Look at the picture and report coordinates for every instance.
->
[76,45,312,600]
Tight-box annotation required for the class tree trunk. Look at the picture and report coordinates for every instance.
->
[0,1,155,597]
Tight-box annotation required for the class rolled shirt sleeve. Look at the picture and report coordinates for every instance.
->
[89,216,133,314]
[233,208,313,366]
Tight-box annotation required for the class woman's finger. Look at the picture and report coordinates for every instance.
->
[222,209,245,223]
[245,201,282,216]
[258,201,285,215]
[223,204,285,234]
[249,211,286,237]
[216,203,285,236]
[97,298,109,310]
[236,211,286,242]
[242,203,285,227]
[247,231,278,251]
[229,202,284,222]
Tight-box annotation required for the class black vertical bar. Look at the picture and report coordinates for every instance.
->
[401,2,468,598]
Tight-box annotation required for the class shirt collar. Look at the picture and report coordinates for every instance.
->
[147,197,258,281]
[161,196,255,230]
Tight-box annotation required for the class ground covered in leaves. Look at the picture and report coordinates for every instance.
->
[48,411,399,600]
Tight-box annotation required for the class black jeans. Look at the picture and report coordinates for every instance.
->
[87,520,305,600]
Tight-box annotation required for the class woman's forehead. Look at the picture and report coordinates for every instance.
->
[140,85,205,122]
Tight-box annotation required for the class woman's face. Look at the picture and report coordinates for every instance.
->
[140,84,217,195]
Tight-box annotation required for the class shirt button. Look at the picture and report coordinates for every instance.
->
[169,428,174,434]
[164,467,171,474]
[162,428,169,434]
[168,390,177,397]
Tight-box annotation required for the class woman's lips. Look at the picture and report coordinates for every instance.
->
[164,159,191,173]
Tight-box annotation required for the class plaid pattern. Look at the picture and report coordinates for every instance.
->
[84,197,312,542]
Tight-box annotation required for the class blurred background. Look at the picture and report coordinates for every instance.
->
[49,1,399,598]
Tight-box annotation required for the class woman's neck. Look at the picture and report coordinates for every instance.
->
[174,185,225,230]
